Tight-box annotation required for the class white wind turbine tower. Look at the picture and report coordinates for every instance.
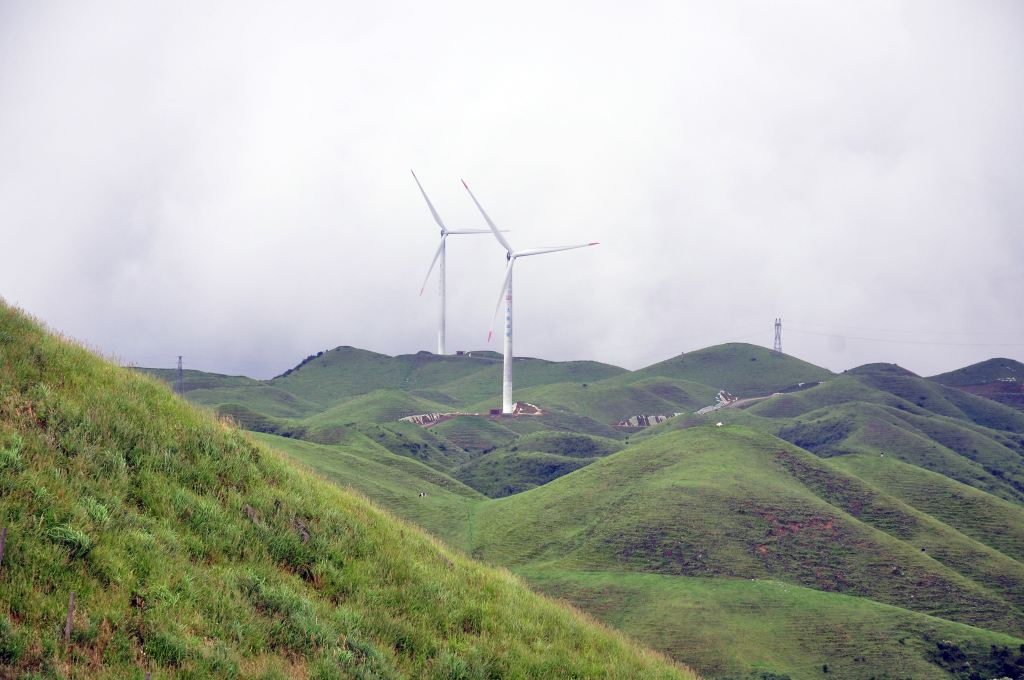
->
[412,170,493,355]
[462,179,598,415]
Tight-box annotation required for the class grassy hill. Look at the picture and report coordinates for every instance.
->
[930,358,1024,411]
[761,401,1024,505]
[849,362,1024,432]
[624,344,833,397]
[930,358,1024,387]
[0,303,695,679]
[461,425,1024,677]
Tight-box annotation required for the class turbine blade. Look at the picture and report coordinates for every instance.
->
[461,179,516,253]
[445,228,506,235]
[487,258,515,342]
[419,237,445,295]
[515,242,599,257]
[411,169,447,232]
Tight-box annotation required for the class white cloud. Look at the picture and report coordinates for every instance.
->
[1,0,1021,377]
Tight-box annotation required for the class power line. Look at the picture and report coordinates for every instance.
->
[787,328,1024,348]
[787,320,1024,337]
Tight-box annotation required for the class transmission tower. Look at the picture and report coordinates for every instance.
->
[773,318,782,354]
[176,356,184,395]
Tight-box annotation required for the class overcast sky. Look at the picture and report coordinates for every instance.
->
[1,1,1022,379]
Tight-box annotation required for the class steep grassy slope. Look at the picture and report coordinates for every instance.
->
[471,427,1024,637]
[138,368,260,391]
[137,369,322,420]
[624,344,833,396]
[252,433,482,550]
[189,385,324,419]
[0,304,694,679]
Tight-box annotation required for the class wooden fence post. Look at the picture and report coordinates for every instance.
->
[64,591,75,645]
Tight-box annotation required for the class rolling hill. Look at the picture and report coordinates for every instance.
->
[467,425,1024,677]
[930,357,1024,412]
[623,344,834,396]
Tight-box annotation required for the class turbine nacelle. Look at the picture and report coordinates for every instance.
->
[461,179,598,343]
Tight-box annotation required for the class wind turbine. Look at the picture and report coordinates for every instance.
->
[461,179,598,415]
[412,170,493,355]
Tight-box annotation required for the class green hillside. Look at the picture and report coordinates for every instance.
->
[472,427,1024,632]
[930,358,1024,412]
[251,433,482,550]
[765,401,1024,505]
[930,358,1024,387]
[625,344,833,396]
[849,363,1024,432]
[137,368,259,391]
[0,304,694,679]
[832,452,1024,563]
[462,425,1024,677]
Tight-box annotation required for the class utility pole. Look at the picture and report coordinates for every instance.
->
[773,318,782,354]
[176,356,184,395]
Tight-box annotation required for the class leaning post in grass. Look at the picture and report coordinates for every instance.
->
[64,592,75,645]
[0,526,6,568]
